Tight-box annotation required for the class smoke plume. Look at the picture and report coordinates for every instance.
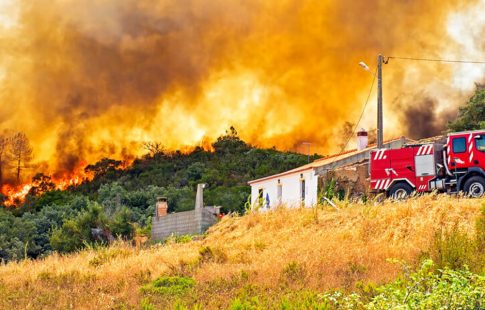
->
[0,0,484,178]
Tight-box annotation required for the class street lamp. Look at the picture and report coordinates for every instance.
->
[359,54,385,149]
[359,61,371,72]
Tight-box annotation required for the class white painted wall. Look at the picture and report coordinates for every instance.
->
[250,168,319,210]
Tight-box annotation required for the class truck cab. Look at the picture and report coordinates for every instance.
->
[444,130,485,196]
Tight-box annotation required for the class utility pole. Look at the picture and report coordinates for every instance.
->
[377,54,384,149]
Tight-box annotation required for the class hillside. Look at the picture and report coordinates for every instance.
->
[0,195,483,309]
[0,130,317,261]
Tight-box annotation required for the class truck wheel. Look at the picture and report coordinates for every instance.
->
[464,176,485,198]
[388,183,413,200]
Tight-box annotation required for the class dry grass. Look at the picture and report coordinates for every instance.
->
[0,194,482,309]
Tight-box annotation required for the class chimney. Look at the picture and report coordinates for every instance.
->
[195,183,206,209]
[156,197,168,217]
[357,128,368,150]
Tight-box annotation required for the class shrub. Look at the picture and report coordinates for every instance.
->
[281,262,307,286]
[429,225,478,271]
[141,276,195,295]
[476,203,485,253]
[320,260,485,309]
[367,260,485,309]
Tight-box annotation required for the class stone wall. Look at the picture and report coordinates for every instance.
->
[324,161,370,198]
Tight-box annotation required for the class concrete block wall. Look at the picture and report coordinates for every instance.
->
[200,207,219,231]
[151,207,219,240]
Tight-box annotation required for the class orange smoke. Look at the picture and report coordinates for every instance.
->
[0,0,483,184]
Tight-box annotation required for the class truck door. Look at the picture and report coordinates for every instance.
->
[448,134,469,170]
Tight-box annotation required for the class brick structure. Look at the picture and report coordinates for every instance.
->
[155,197,168,217]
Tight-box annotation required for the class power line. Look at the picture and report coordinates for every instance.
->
[340,66,377,153]
[387,56,485,64]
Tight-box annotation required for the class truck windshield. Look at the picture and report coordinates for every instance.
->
[476,136,485,152]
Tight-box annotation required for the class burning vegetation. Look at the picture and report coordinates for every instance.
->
[0,0,483,180]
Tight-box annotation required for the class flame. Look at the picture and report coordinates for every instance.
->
[0,0,483,184]
[2,184,32,206]
[0,158,138,206]
[1,161,94,206]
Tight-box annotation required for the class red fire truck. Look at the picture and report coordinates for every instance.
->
[370,130,485,198]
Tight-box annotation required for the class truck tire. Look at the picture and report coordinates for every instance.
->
[388,183,413,200]
[464,176,485,198]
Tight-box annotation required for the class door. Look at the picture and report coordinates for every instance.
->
[448,135,469,170]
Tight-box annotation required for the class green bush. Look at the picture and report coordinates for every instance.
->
[320,259,485,309]
[367,260,485,309]
[141,276,195,295]
[429,225,478,271]
[476,203,485,253]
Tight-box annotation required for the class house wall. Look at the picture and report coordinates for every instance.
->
[250,168,318,209]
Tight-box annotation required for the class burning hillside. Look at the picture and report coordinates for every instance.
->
[1,162,94,206]
[0,0,484,181]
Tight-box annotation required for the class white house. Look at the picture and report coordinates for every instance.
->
[248,134,412,210]
[248,161,320,209]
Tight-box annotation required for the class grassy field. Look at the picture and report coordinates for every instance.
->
[0,194,483,309]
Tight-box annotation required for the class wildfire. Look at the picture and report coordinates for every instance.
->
[0,0,483,183]
[1,162,95,206]
[2,184,32,206]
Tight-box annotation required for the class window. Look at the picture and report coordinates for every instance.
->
[277,180,282,202]
[300,179,306,201]
[476,135,485,152]
[415,154,435,176]
[452,137,466,153]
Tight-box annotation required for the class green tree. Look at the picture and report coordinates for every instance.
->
[50,202,108,252]
[448,86,485,132]
[110,207,135,239]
